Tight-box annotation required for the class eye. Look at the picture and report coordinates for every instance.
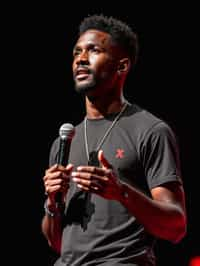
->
[88,44,102,54]
[90,47,100,53]
[73,48,81,57]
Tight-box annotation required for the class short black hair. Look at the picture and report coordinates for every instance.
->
[79,14,138,66]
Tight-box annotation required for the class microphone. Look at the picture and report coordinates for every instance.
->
[56,123,75,205]
[57,123,75,165]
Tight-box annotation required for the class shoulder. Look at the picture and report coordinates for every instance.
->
[124,102,172,134]
[123,103,178,148]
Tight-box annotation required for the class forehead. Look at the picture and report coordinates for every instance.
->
[75,29,113,47]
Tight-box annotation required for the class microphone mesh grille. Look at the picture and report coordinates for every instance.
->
[59,123,75,140]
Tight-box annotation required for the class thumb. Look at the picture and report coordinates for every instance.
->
[98,150,112,169]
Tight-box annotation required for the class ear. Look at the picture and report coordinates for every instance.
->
[117,58,130,74]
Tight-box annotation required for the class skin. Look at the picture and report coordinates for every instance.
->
[41,30,187,253]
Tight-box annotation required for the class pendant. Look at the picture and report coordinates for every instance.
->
[88,150,99,166]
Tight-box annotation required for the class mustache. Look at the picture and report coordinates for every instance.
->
[74,66,93,77]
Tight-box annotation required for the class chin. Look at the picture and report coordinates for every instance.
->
[75,80,96,94]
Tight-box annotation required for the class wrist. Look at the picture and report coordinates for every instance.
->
[44,199,64,217]
[119,183,129,204]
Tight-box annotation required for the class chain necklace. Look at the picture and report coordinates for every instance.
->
[84,101,128,166]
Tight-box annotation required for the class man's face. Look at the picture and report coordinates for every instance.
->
[72,30,120,96]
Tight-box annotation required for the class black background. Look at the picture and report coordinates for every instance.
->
[4,2,199,265]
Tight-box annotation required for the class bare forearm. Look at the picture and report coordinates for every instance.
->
[42,213,63,254]
[119,183,186,243]
[41,199,64,253]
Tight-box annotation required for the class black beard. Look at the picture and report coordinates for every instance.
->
[74,79,97,95]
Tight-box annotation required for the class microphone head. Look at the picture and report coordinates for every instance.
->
[59,123,75,140]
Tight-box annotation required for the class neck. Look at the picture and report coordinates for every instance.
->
[85,95,127,119]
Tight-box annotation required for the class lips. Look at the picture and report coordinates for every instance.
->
[75,68,90,80]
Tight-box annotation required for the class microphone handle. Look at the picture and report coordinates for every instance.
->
[57,138,71,165]
[56,137,71,205]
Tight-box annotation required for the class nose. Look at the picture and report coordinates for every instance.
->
[76,50,89,65]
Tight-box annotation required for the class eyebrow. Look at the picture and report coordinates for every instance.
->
[73,42,105,53]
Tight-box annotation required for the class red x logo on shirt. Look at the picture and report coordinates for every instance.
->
[115,149,125,158]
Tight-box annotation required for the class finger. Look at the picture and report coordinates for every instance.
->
[45,176,70,195]
[44,164,68,178]
[98,150,112,169]
[43,171,67,182]
[45,177,66,187]
[75,178,104,192]
[65,163,74,171]
[63,164,74,176]
[72,174,106,186]
[45,164,59,175]
[45,184,61,195]
[72,170,108,181]
[76,166,106,176]
[78,184,103,192]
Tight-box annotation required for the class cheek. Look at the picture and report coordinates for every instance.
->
[95,59,117,76]
[72,61,76,73]
[101,64,117,81]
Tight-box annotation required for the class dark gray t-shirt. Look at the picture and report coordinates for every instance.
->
[50,103,182,266]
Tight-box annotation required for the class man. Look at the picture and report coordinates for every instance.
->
[42,14,187,266]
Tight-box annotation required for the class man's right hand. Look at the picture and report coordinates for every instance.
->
[43,163,74,206]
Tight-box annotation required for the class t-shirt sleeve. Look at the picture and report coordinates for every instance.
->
[140,121,182,189]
